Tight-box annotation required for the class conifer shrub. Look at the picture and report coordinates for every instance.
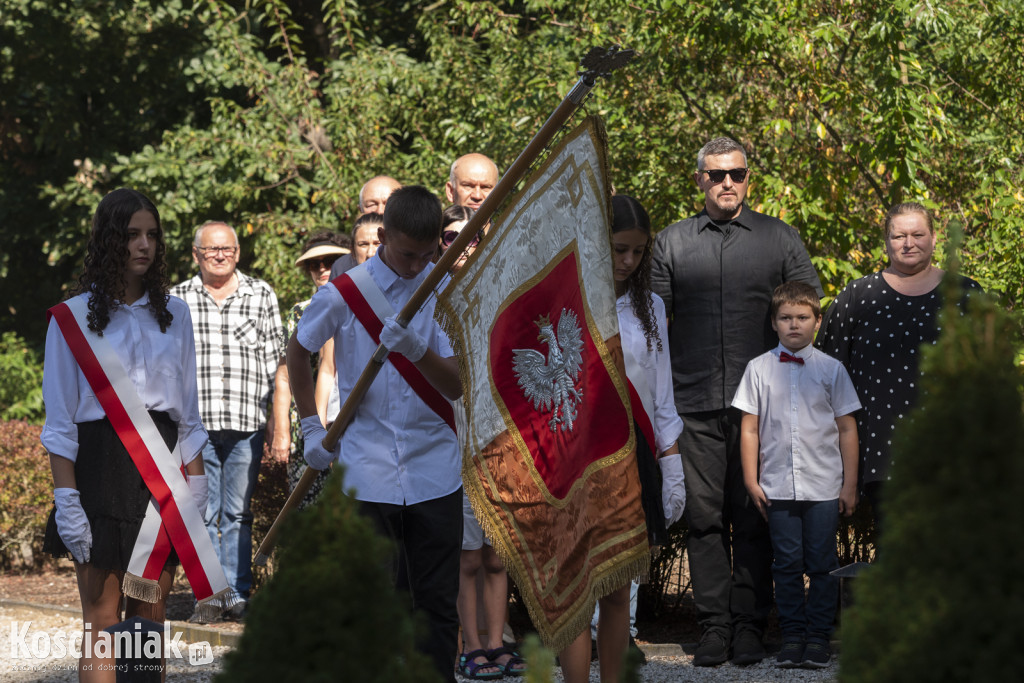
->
[839,275,1024,682]
[217,467,439,682]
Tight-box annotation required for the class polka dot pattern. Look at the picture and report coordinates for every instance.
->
[815,271,981,484]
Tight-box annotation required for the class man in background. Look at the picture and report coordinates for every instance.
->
[445,153,498,211]
[172,221,283,620]
[651,137,822,667]
[331,176,399,280]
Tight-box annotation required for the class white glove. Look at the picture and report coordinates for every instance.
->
[659,454,686,526]
[301,415,338,470]
[379,316,427,362]
[54,488,92,564]
[187,474,209,518]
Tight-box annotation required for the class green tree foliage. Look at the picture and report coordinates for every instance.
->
[0,0,217,339]
[217,467,439,682]
[0,332,44,422]
[839,267,1024,681]
[3,1,1022,340]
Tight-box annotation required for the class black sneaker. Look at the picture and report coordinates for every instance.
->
[730,629,766,665]
[802,641,831,668]
[776,641,804,668]
[693,630,729,667]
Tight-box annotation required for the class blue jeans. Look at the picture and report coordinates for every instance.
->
[203,429,263,597]
[766,499,839,643]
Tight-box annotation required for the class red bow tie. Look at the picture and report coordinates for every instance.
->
[780,351,804,365]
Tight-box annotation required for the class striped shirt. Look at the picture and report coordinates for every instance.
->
[171,271,283,432]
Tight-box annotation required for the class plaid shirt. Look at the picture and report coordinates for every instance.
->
[171,271,283,433]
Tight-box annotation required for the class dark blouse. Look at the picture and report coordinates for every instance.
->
[815,271,981,484]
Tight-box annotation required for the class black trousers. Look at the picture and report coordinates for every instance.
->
[679,408,773,638]
[359,488,463,682]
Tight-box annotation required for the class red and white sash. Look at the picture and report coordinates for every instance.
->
[332,264,456,432]
[48,298,234,619]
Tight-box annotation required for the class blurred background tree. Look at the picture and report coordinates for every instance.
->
[2,0,1021,352]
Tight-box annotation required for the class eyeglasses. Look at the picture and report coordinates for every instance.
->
[699,168,749,184]
[195,245,238,257]
[441,230,483,249]
[305,256,340,271]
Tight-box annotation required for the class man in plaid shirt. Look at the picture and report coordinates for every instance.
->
[172,220,283,620]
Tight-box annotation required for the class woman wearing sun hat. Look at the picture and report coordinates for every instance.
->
[271,231,351,505]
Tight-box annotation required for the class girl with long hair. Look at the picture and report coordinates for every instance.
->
[41,188,214,681]
[560,195,686,683]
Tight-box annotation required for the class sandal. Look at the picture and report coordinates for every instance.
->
[488,646,527,676]
[459,649,503,680]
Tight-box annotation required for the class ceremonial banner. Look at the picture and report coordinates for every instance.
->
[437,116,648,652]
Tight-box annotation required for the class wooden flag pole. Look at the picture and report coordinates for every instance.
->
[255,45,634,565]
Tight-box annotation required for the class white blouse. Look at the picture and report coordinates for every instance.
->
[40,291,208,465]
[617,291,684,453]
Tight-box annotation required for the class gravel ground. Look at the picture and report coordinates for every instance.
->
[454,649,839,682]
[3,603,838,682]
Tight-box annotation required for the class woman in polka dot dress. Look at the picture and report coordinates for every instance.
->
[815,202,980,530]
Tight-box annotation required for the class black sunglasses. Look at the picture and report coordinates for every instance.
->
[441,229,482,248]
[700,168,748,183]
[305,256,339,270]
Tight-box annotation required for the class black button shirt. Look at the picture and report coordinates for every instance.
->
[651,205,822,413]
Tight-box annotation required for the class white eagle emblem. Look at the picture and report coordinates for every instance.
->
[511,308,585,432]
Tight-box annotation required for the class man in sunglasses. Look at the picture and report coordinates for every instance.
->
[651,137,822,667]
[172,220,284,621]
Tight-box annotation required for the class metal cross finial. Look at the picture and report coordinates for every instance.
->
[578,45,635,85]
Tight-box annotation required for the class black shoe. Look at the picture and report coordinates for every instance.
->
[730,629,766,665]
[187,610,222,625]
[802,641,831,668]
[628,635,647,666]
[693,630,729,667]
[223,599,248,622]
[776,641,804,668]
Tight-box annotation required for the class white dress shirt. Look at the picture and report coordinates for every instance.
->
[617,292,684,453]
[41,292,208,465]
[296,254,460,505]
[731,343,861,500]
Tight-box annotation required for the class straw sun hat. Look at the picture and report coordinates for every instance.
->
[294,240,350,267]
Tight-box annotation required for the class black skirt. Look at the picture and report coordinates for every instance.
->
[634,422,668,548]
[44,411,180,572]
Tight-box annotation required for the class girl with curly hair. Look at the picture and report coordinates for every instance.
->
[564,195,687,683]
[41,188,213,681]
